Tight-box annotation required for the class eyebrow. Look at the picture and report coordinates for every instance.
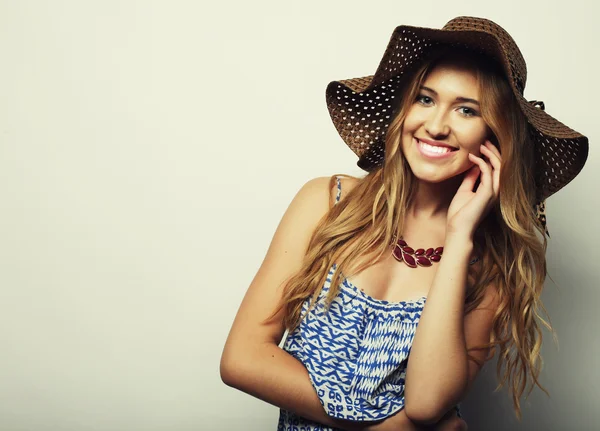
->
[420,85,480,106]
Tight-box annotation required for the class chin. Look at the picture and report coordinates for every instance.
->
[411,170,452,184]
[407,162,468,185]
[404,150,469,185]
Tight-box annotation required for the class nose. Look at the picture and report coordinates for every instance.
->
[424,108,451,138]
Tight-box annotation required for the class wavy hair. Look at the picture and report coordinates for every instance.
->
[270,47,553,420]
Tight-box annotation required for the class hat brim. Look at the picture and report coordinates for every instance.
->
[326,23,588,202]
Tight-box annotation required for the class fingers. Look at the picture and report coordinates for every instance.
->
[483,139,502,159]
[468,140,500,195]
[458,164,481,192]
[433,410,468,431]
[467,151,497,208]
[467,152,492,190]
[479,141,501,196]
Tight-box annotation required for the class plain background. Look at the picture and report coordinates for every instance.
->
[1,1,598,430]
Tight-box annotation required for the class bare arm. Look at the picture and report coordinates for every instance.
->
[404,140,505,424]
[220,176,468,431]
[404,232,499,425]
[220,176,365,429]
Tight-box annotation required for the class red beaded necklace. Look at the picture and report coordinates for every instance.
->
[391,235,444,268]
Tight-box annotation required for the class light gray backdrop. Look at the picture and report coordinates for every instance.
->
[1,1,597,430]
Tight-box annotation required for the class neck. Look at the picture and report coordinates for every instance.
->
[408,175,463,220]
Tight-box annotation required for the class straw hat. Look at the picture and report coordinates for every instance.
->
[326,16,588,237]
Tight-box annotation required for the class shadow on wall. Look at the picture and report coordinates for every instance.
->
[461,260,598,431]
[461,353,561,431]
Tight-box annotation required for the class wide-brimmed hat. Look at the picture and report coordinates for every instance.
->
[325,16,589,237]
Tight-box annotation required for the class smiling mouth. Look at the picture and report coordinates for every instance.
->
[415,138,458,158]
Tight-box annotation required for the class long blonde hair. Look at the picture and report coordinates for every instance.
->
[271,47,552,419]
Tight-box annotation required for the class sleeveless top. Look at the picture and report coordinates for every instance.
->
[276,176,464,431]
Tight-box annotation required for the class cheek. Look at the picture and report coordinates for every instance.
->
[400,109,423,147]
[402,108,423,134]
[456,125,489,154]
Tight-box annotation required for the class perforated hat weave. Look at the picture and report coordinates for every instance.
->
[326,16,589,237]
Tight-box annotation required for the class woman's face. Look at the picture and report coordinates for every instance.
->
[400,62,491,183]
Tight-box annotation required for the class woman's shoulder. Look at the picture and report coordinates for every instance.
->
[328,174,361,206]
[294,174,361,209]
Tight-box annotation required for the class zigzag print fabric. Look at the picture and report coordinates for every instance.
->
[277,265,433,430]
[276,176,461,430]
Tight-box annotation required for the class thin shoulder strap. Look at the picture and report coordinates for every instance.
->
[334,176,342,205]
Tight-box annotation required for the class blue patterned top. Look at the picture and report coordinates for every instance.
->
[276,177,462,430]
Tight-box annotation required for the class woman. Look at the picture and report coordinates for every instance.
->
[220,17,588,430]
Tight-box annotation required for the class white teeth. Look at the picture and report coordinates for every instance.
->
[419,141,452,154]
